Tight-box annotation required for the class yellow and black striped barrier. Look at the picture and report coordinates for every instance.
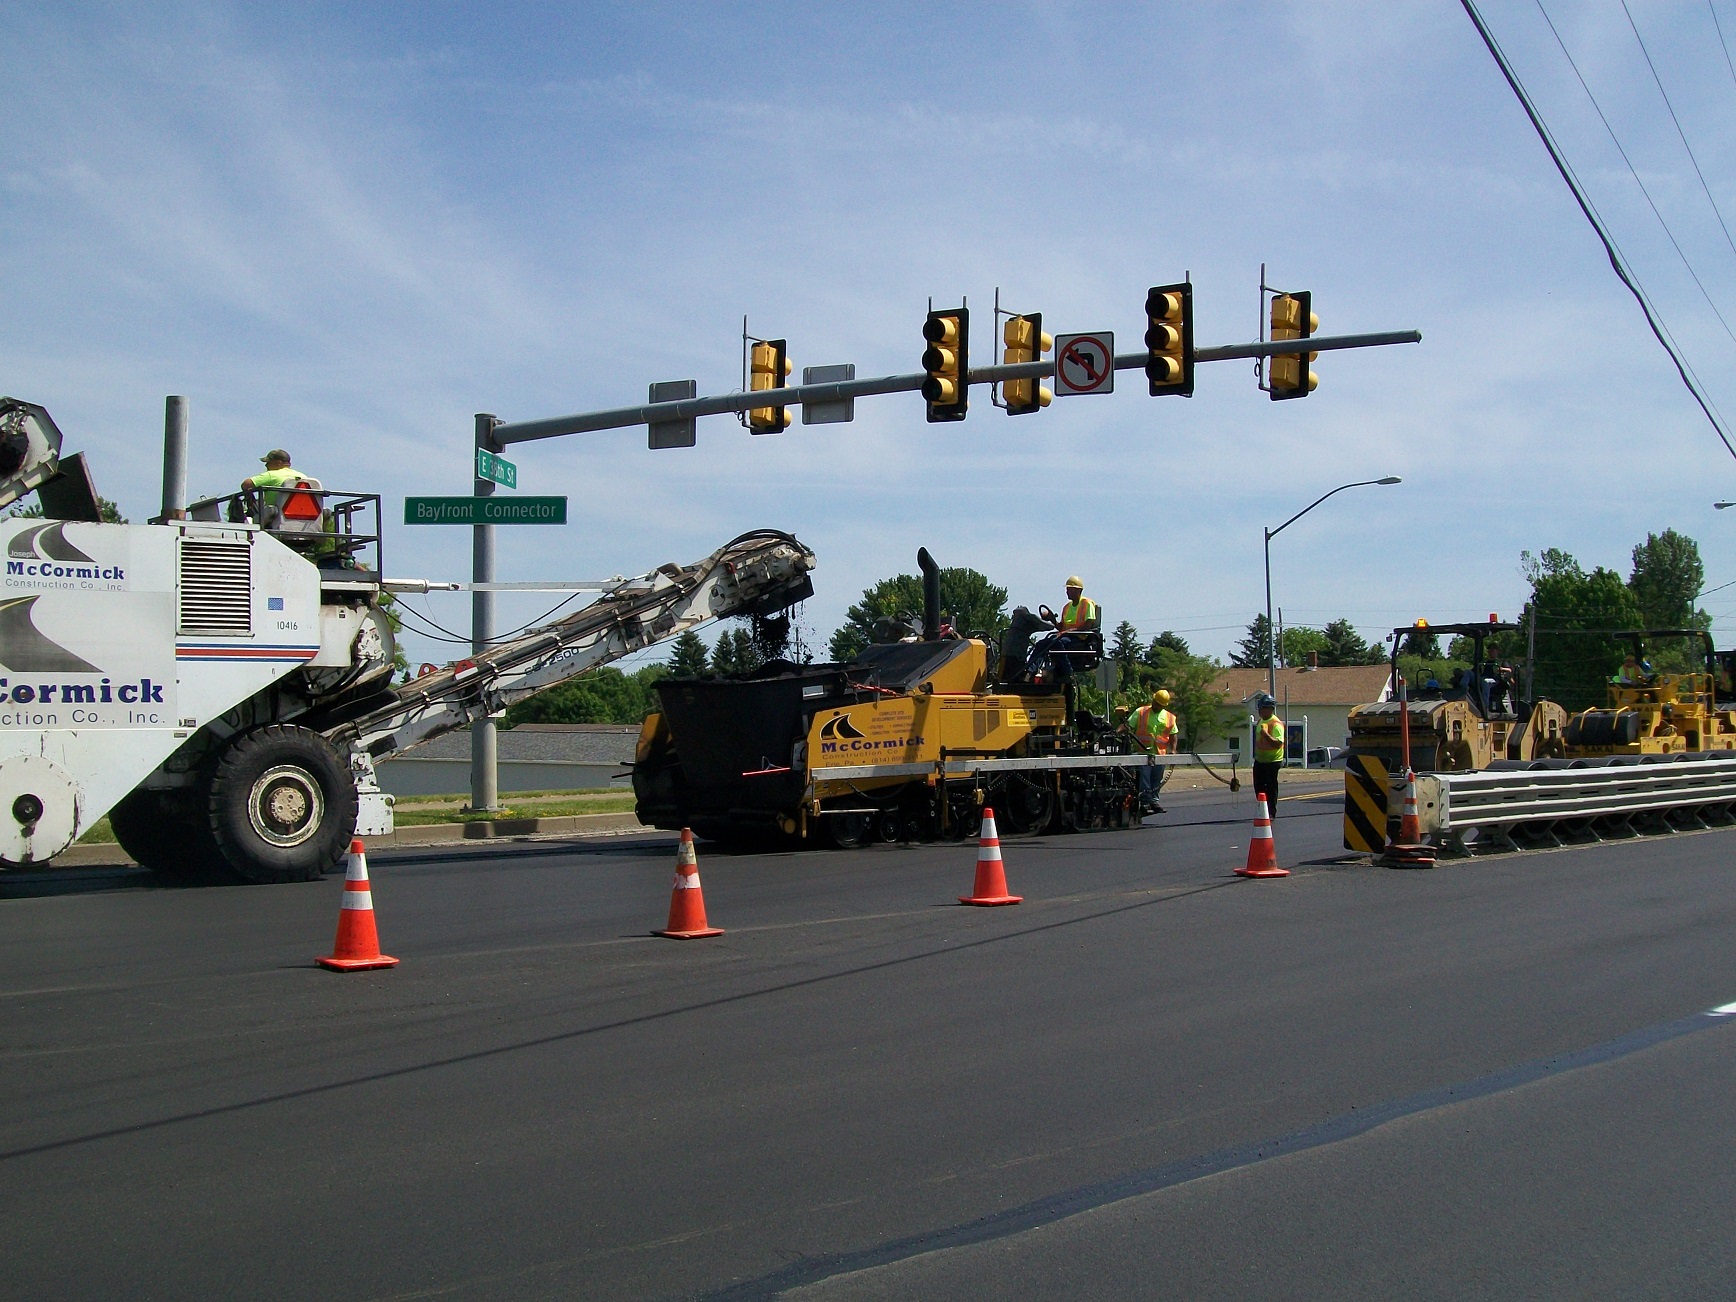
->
[1343,755,1389,852]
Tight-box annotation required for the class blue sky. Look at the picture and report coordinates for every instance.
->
[7,1,1736,668]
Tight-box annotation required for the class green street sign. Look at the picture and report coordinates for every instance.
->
[404,496,567,525]
[476,447,518,489]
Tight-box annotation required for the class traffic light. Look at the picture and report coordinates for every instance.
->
[1001,313,1052,415]
[749,338,792,432]
[1145,282,1194,397]
[1268,291,1318,400]
[922,307,969,422]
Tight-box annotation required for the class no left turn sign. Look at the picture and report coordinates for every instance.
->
[1053,332,1115,396]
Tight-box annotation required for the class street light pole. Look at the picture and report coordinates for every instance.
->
[1263,476,1403,698]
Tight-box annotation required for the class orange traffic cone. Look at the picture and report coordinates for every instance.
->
[317,840,399,971]
[1235,797,1289,878]
[656,829,724,938]
[1378,770,1437,868]
[959,807,1023,905]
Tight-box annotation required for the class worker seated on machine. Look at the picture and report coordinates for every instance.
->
[1037,575,1102,679]
[228,448,350,568]
[1489,666,1517,715]
[1615,654,1652,687]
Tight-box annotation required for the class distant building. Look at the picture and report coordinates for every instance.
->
[1194,665,1392,763]
[376,723,639,796]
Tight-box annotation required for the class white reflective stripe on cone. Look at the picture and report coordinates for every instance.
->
[340,891,374,910]
[673,873,702,889]
[346,858,369,882]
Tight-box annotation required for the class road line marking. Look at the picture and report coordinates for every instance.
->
[699,1003,1735,1300]
[1708,1001,1736,1016]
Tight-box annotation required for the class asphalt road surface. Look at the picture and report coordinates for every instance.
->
[5,784,1736,1300]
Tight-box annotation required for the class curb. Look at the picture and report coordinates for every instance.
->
[54,811,650,867]
[385,811,646,845]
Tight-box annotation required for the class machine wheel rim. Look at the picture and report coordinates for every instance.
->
[248,764,325,848]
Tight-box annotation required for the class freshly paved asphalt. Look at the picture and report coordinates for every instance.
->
[4,783,1735,1300]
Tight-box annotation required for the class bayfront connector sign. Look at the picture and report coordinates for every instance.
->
[404,496,567,525]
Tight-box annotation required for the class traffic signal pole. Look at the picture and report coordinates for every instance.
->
[487,329,1421,445]
[464,322,1418,804]
[471,412,500,813]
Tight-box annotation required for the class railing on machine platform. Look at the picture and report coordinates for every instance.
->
[184,488,383,581]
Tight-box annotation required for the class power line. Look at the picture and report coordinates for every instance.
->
[1536,2,1736,345]
[1624,1,1736,268]
[1711,0,1736,93]
[1463,0,1736,462]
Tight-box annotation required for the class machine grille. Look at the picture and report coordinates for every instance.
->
[178,537,253,636]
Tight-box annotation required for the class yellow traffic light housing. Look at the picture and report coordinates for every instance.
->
[749,338,793,432]
[1001,313,1052,416]
[922,307,969,423]
[1269,291,1318,401]
[1145,282,1194,397]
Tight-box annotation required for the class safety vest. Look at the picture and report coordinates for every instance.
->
[1133,706,1177,754]
[251,466,322,522]
[1255,714,1285,762]
[1060,597,1097,631]
[251,466,303,490]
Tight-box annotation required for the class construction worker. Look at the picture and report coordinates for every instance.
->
[1253,693,1285,814]
[1040,576,1100,680]
[239,449,306,526]
[1129,688,1179,814]
[1616,654,1648,686]
[241,448,302,494]
[1044,576,1099,634]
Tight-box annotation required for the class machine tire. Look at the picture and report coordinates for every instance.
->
[998,774,1055,836]
[207,725,356,884]
[826,811,874,850]
[108,788,227,883]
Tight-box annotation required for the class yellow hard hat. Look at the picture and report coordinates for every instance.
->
[1065,575,1083,589]
[1152,689,1171,706]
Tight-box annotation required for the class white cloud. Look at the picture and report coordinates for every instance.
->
[4,1,1736,671]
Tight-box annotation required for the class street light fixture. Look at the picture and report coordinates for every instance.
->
[1264,476,1403,697]
[1715,501,1735,509]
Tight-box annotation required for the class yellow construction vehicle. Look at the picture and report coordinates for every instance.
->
[1343,618,1568,853]
[1561,630,1736,757]
[634,548,1164,846]
[1347,619,1568,775]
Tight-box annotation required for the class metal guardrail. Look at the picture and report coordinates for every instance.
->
[1431,754,1736,855]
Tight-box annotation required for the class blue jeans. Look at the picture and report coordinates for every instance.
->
[1138,761,1164,805]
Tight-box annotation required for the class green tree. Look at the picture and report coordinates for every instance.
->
[1399,627,1440,658]
[828,567,1008,662]
[1151,629,1191,656]
[8,497,127,523]
[1138,645,1236,751]
[1523,547,1642,709]
[375,593,411,680]
[1628,528,1709,630]
[710,627,763,677]
[1322,618,1385,666]
[1279,626,1329,667]
[1229,614,1272,669]
[1109,620,1142,692]
[504,664,669,726]
[667,630,711,678]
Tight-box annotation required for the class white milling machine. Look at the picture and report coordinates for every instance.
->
[0,398,814,882]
